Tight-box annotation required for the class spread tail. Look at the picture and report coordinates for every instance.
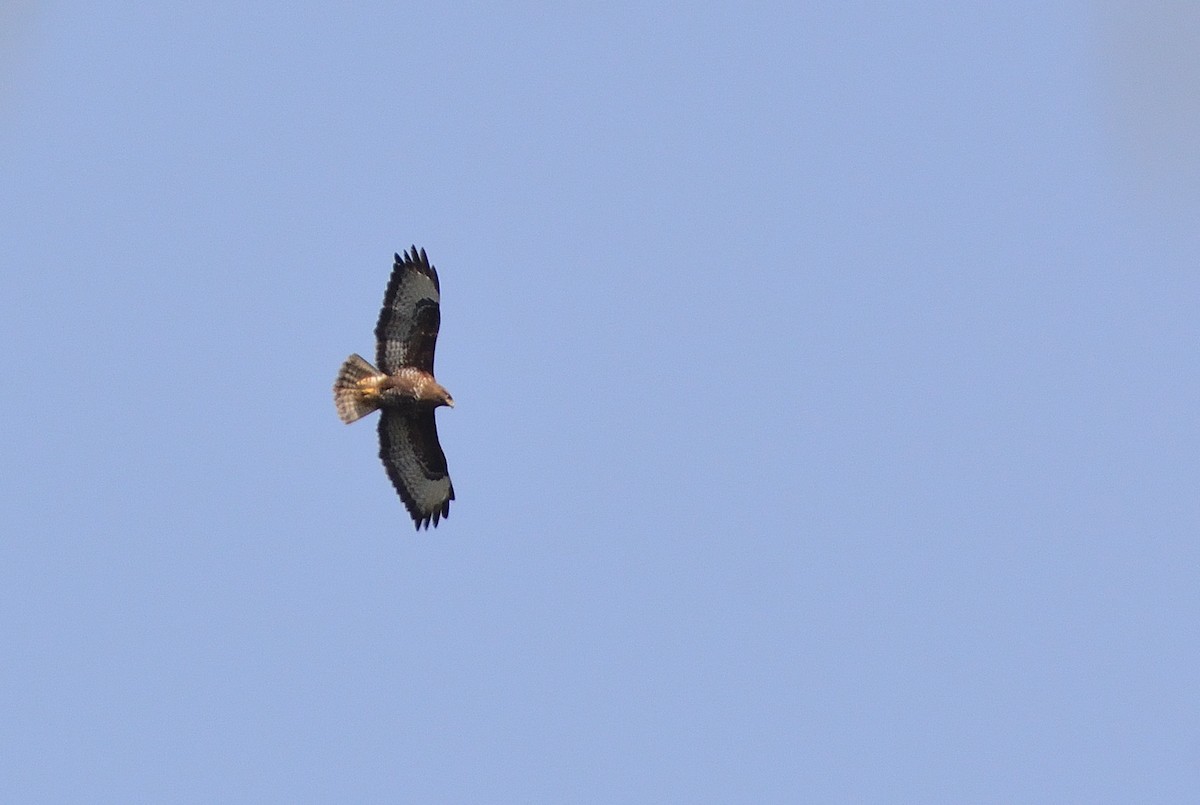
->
[334,354,384,423]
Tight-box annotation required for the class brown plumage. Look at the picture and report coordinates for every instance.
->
[333,247,455,530]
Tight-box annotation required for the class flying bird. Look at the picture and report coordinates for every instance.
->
[334,247,455,529]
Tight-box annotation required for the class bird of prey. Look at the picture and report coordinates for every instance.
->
[333,247,455,529]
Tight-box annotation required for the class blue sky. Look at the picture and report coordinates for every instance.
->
[3,3,1198,802]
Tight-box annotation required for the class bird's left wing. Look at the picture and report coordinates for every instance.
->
[378,409,454,529]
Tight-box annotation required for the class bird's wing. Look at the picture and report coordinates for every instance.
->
[375,246,441,374]
[378,409,454,529]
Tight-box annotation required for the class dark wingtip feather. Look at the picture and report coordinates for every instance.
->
[392,245,435,270]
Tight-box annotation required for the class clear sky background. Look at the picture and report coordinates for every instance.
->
[3,3,1198,802]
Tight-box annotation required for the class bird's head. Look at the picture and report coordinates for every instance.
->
[416,377,454,409]
[434,383,454,409]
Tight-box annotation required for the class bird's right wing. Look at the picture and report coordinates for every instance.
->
[374,247,441,374]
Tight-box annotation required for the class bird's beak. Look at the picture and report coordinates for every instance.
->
[446,398,455,408]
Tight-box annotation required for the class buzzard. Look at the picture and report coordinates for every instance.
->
[334,247,455,529]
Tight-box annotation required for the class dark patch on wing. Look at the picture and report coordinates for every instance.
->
[405,299,440,374]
